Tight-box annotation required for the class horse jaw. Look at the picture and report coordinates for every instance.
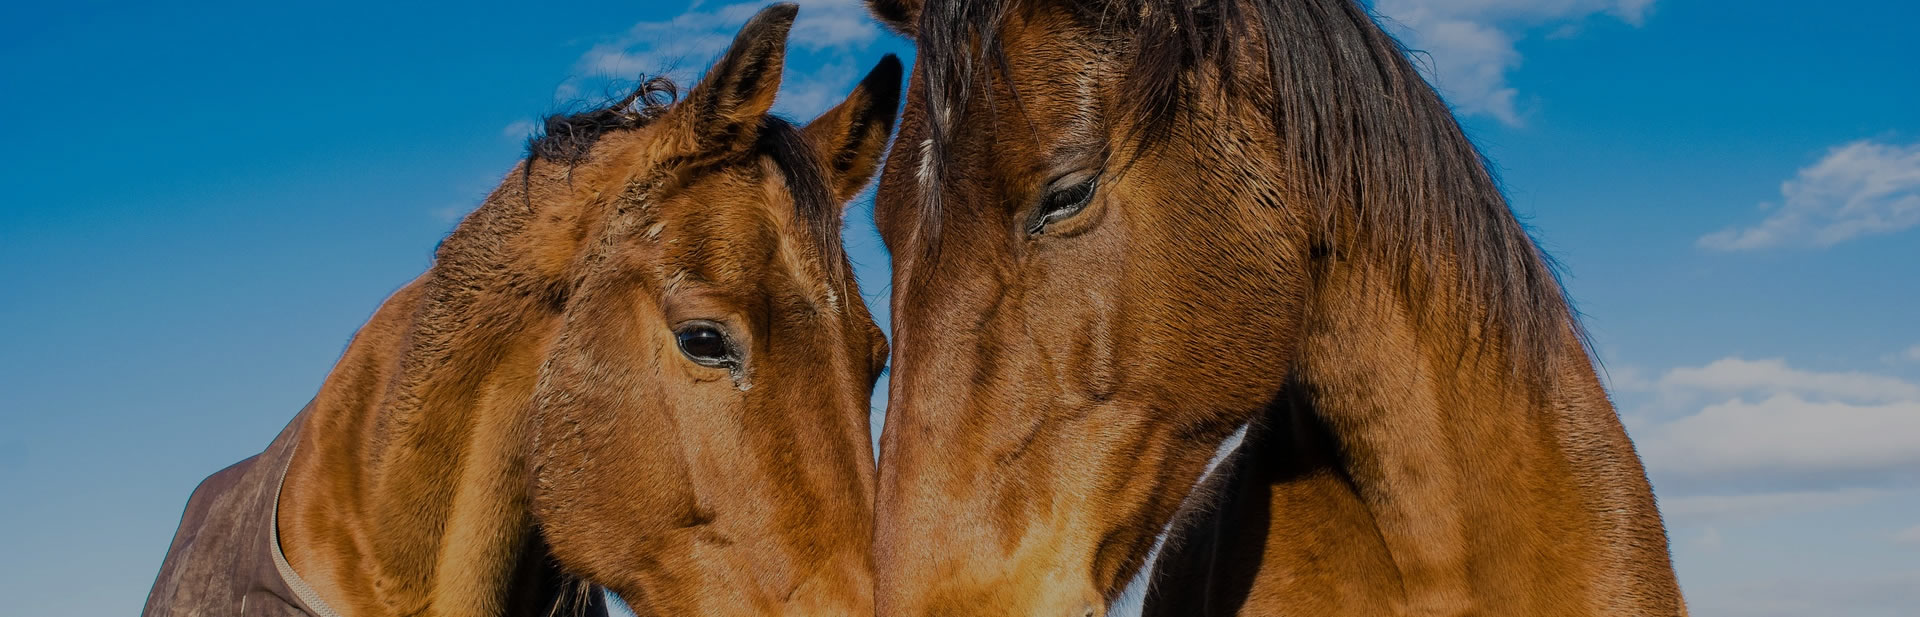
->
[1107,421,1252,617]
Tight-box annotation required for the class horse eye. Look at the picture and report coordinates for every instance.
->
[675,324,735,367]
[1030,176,1098,234]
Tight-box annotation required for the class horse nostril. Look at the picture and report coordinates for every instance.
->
[1079,604,1099,617]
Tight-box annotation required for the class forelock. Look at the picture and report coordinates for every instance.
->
[527,76,680,165]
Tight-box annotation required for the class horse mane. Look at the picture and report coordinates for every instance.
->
[910,0,1586,381]
[528,76,679,164]
[757,115,853,289]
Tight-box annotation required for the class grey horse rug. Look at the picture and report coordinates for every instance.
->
[142,406,335,617]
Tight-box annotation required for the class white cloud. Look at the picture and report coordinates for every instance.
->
[1881,343,1920,364]
[1372,0,1655,125]
[789,1,884,48]
[1657,356,1920,404]
[767,58,862,119]
[1685,571,1920,617]
[1660,488,1890,527]
[1640,394,1920,477]
[1629,356,1920,488]
[501,119,537,141]
[1701,139,1920,250]
[1896,524,1920,545]
[1693,526,1723,551]
[562,0,882,118]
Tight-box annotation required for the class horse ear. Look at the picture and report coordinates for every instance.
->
[802,55,904,206]
[865,0,921,38]
[671,3,797,149]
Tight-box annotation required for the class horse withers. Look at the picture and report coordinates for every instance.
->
[862,0,1685,615]
[143,5,899,616]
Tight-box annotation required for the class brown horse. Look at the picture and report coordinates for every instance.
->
[143,5,898,617]
[861,0,1684,615]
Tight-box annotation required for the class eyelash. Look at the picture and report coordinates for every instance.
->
[1028,177,1097,234]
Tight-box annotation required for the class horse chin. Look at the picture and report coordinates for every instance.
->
[1106,421,1252,617]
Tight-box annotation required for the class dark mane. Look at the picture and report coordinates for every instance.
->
[758,115,852,288]
[911,0,1586,379]
[528,76,679,164]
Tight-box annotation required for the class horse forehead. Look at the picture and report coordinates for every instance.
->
[884,54,1106,239]
[928,33,1107,169]
[646,167,841,311]
[654,181,775,272]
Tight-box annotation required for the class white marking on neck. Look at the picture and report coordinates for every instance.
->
[1107,422,1251,617]
[915,105,955,194]
[915,137,938,192]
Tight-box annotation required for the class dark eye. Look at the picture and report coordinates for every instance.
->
[1028,175,1098,234]
[675,323,736,367]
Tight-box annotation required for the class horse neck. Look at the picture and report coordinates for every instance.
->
[1309,260,1678,612]
[280,188,578,617]
[1150,260,1684,616]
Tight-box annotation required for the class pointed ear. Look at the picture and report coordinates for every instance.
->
[865,0,921,38]
[671,3,797,149]
[801,55,904,206]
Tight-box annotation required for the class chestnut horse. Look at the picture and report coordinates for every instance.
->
[143,5,898,617]
[862,0,1684,615]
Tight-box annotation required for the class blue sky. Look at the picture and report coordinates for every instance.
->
[2,1,1915,615]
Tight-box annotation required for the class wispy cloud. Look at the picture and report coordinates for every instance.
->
[1641,394,1920,479]
[1684,570,1920,617]
[563,0,882,118]
[1660,488,1891,528]
[1882,344,1920,364]
[1656,356,1920,404]
[1896,524,1920,546]
[1701,138,1920,251]
[501,119,537,142]
[1628,356,1920,491]
[1372,0,1655,125]
[1692,526,1723,551]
